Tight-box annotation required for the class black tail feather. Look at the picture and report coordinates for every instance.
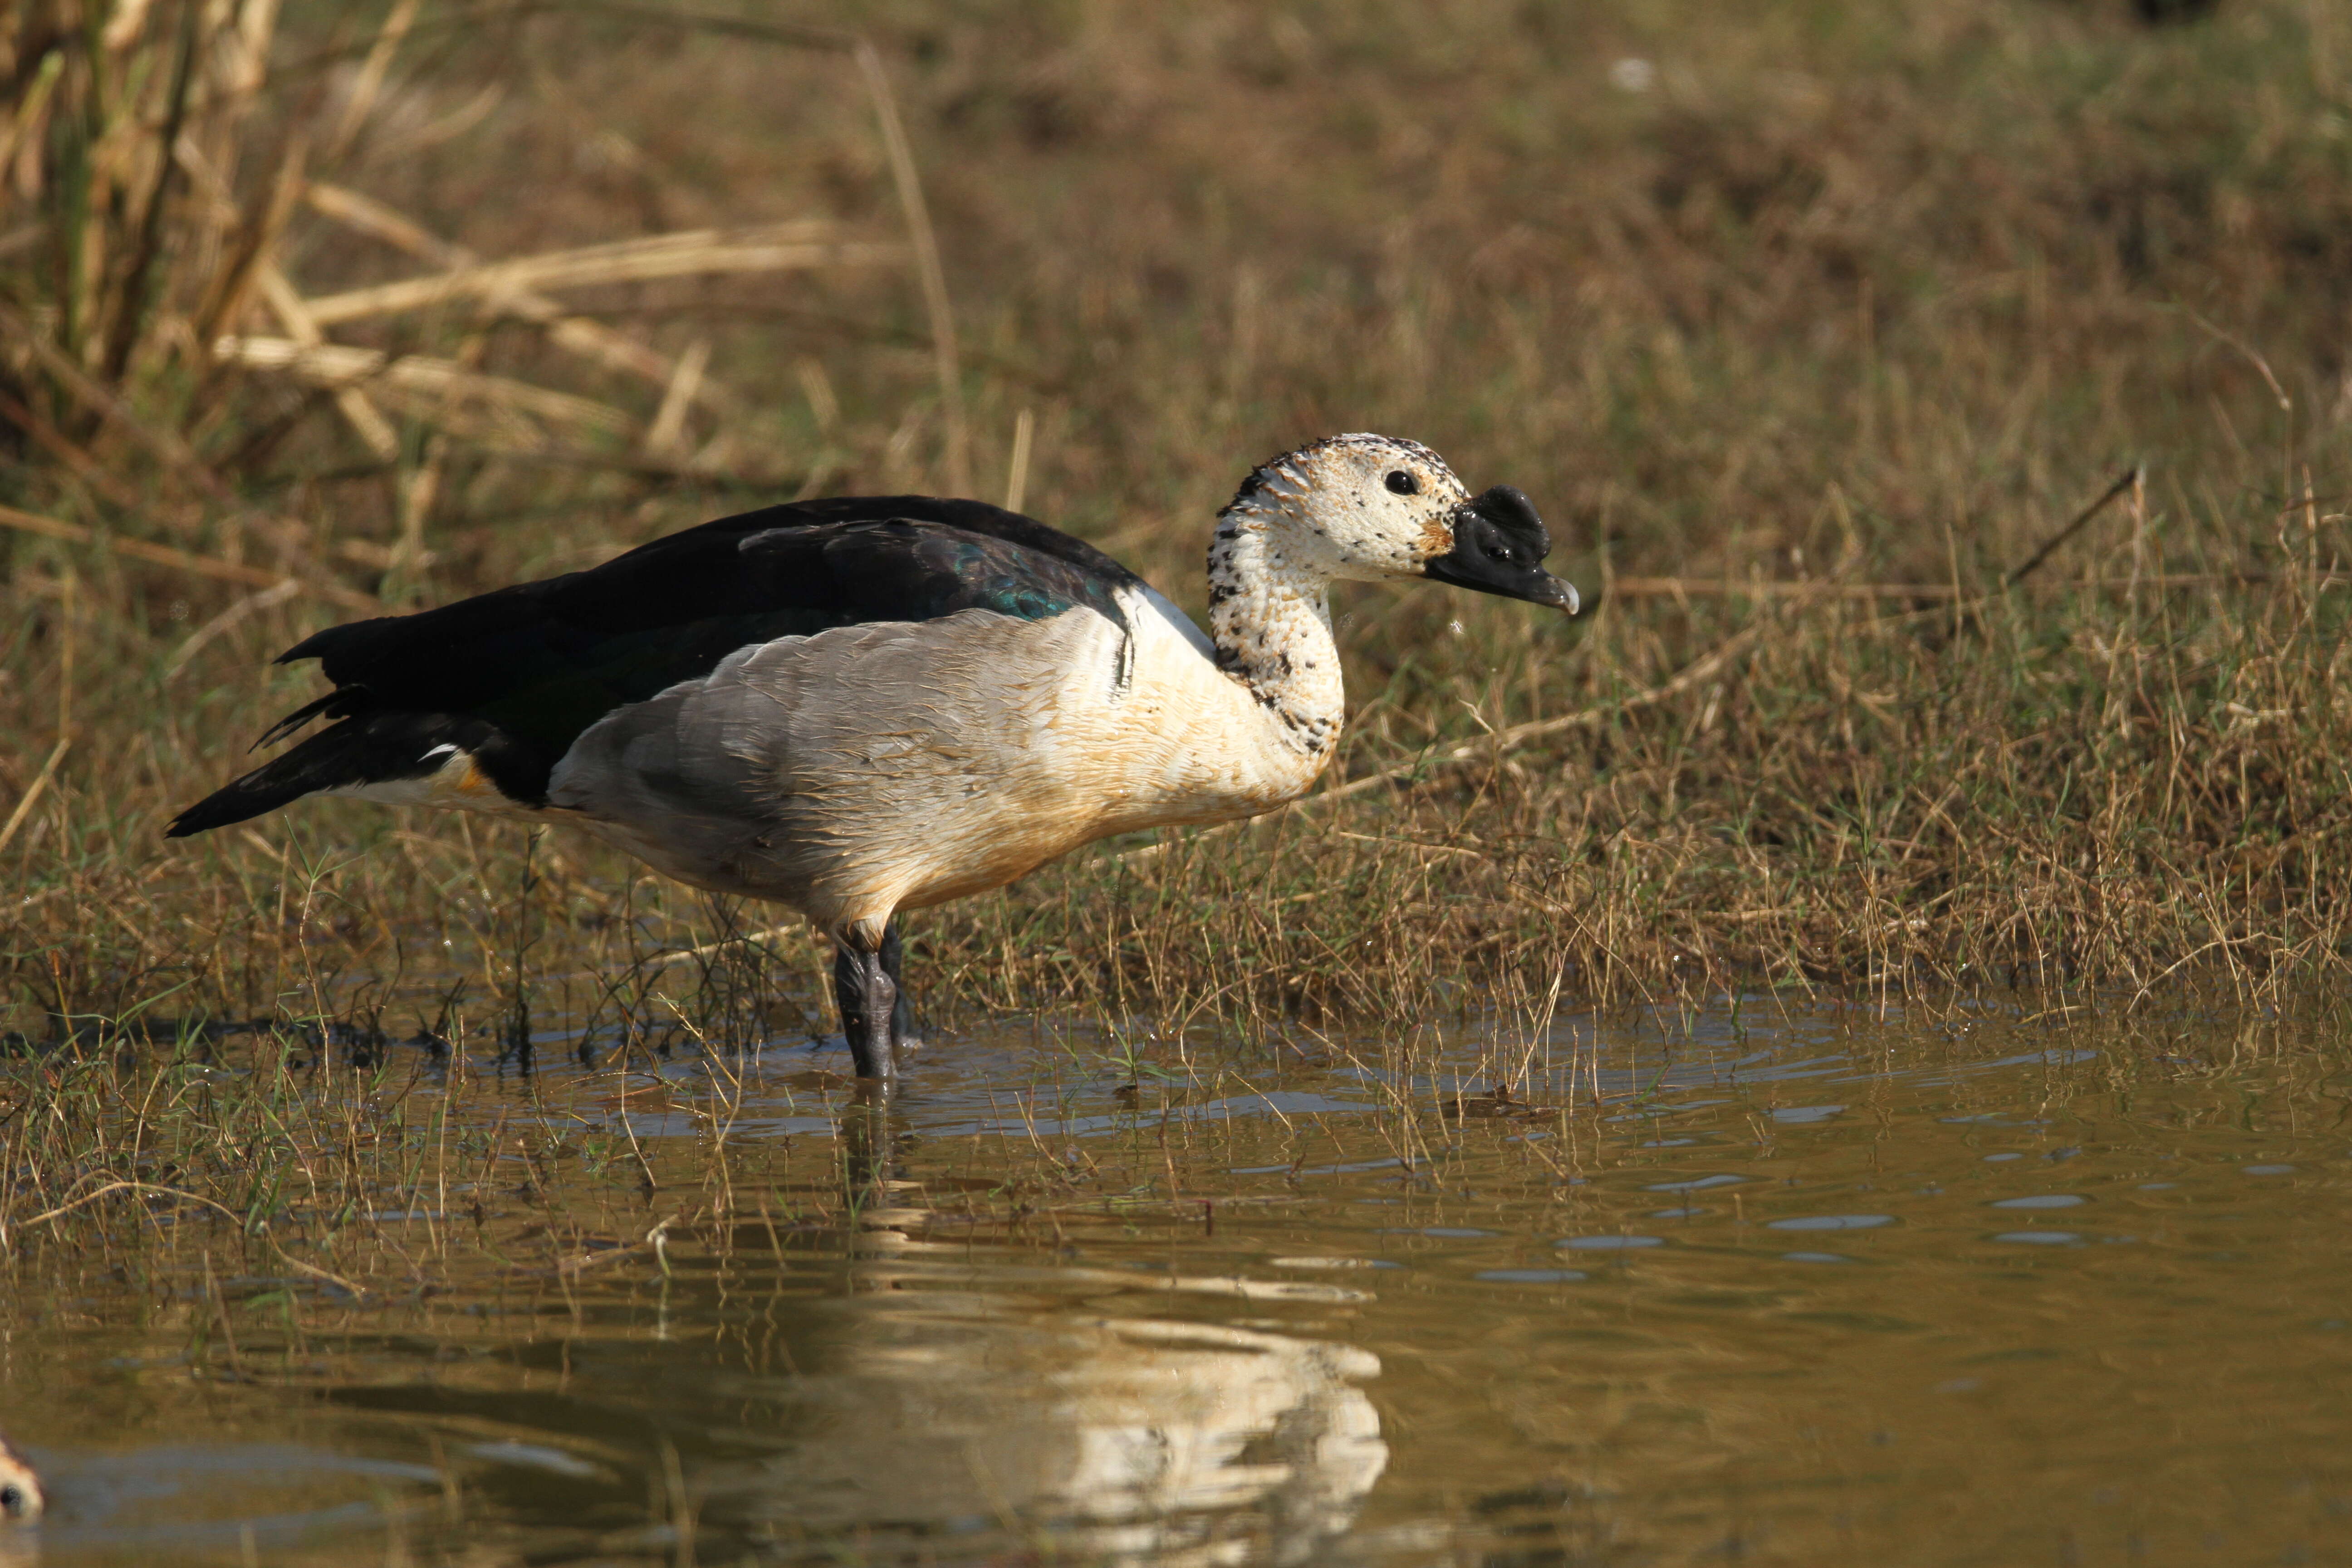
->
[167,712,521,838]
[251,690,353,752]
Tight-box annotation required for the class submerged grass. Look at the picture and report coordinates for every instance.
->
[4,0,2352,1260]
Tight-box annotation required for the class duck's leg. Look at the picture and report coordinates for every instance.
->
[882,921,916,1045]
[832,921,904,1083]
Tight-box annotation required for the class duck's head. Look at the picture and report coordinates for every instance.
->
[1220,434,1579,614]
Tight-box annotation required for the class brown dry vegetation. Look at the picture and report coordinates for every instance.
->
[4,0,2352,1073]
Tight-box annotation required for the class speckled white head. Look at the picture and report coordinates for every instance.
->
[1213,433,1578,612]
[1200,434,1577,763]
[1218,433,1470,581]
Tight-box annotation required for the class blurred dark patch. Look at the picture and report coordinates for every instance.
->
[2134,0,2220,22]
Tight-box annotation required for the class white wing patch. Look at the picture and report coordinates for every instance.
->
[1110,585,1215,698]
[1140,585,1216,660]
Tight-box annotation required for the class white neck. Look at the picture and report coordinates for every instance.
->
[1205,502,1347,756]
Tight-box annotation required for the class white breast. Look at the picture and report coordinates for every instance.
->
[1081,586,1329,830]
[546,594,1328,936]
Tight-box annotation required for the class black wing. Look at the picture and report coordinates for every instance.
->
[167,496,1144,836]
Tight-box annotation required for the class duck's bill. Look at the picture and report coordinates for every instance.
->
[1426,485,1582,615]
[1499,570,1580,614]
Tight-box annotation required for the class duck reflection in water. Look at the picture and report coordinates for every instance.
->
[445,1103,1387,1564]
[662,1113,1390,1563]
[0,1434,39,1568]
[689,1287,1387,1564]
[0,1437,36,1526]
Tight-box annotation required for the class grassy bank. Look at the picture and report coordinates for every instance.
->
[3,0,2350,1068]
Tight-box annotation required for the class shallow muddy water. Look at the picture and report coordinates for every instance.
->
[5,1002,2352,1566]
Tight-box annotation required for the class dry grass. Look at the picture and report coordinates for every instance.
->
[2,0,2351,1251]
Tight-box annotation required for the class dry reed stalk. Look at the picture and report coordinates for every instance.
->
[642,336,709,460]
[1005,406,1035,514]
[188,131,309,377]
[325,0,423,162]
[300,179,447,257]
[850,38,970,496]
[0,52,64,182]
[97,0,201,383]
[0,303,230,508]
[645,923,807,970]
[0,384,149,510]
[256,264,399,460]
[1115,619,1769,867]
[392,428,449,584]
[2005,466,2144,587]
[161,578,303,682]
[211,335,637,443]
[555,4,972,489]
[0,502,375,608]
[295,224,907,327]
[0,738,69,859]
[2,1,970,652]
[1609,578,1968,601]
[304,179,750,418]
[1603,570,2346,601]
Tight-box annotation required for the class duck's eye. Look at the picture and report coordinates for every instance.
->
[1384,470,1419,496]
[0,1485,21,1516]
